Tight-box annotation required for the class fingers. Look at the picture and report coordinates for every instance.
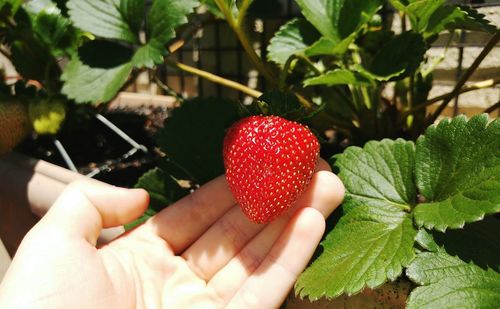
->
[226,208,326,308]
[145,176,236,253]
[207,211,290,303]
[181,165,343,281]
[37,180,149,245]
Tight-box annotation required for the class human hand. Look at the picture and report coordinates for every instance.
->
[0,159,344,308]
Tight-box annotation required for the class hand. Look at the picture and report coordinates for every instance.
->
[0,160,344,308]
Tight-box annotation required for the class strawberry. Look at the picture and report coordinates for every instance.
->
[223,115,320,223]
[0,99,31,155]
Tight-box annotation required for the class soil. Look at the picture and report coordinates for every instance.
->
[16,104,171,188]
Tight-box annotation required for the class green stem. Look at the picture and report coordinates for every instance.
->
[214,0,276,84]
[403,78,500,117]
[236,0,252,27]
[165,58,263,98]
[484,101,500,114]
[427,31,500,124]
[153,74,184,102]
[361,86,372,110]
[279,54,321,90]
[408,74,415,110]
[315,113,356,136]
[296,54,321,75]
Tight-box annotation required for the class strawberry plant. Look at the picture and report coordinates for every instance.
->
[1,0,499,307]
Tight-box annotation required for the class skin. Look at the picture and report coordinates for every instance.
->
[0,159,344,308]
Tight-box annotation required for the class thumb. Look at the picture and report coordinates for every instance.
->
[38,180,149,245]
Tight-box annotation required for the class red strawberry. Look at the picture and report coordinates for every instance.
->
[223,115,320,223]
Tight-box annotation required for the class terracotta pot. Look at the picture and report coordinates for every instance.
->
[0,152,124,257]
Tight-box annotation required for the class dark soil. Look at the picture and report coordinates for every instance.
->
[16,104,170,188]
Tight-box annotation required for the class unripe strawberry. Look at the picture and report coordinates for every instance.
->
[0,100,31,155]
[28,98,66,135]
[223,115,320,223]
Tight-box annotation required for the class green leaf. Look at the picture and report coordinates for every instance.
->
[124,208,156,230]
[296,139,418,299]
[147,0,198,48]
[414,115,500,231]
[405,0,445,32]
[158,97,241,185]
[125,167,190,230]
[136,168,189,212]
[31,7,79,57]
[131,0,198,68]
[132,44,164,68]
[61,57,132,104]
[304,35,354,57]
[120,0,144,34]
[252,90,305,121]
[295,0,382,43]
[0,0,22,14]
[336,139,417,212]
[415,229,440,252]
[67,0,137,43]
[201,0,225,19]
[366,31,426,81]
[388,0,407,12]
[296,205,417,300]
[304,69,372,87]
[337,0,383,40]
[406,251,500,309]
[426,5,497,37]
[432,216,500,270]
[267,18,321,66]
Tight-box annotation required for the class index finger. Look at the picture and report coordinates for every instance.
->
[144,176,236,253]
[144,159,332,254]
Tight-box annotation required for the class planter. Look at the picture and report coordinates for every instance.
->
[0,152,124,257]
[285,279,413,309]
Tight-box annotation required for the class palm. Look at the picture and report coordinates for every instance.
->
[0,163,343,309]
[98,170,342,308]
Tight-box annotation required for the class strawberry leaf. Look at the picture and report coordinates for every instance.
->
[131,0,199,68]
[296,139,418,299]
[406,251,500,309]
[61,57,132,104]
[67,0,139,43]
[267,18,321,67]
[304,69,372,87]
[125,167,189,230]
[304,36,353,57]
[363,31,426,81]
[295,0,382,43]
[391,0,497,38]
[423,5,497,39]
[431,216,500,271]
[158,97,242,184]
[414,115,500,231]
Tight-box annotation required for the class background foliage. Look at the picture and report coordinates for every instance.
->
[1,0,499,307]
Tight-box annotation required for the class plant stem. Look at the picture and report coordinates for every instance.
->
[484,101,500,114]
[214,0,276,84]
[408,74,415,110]
[153,74,184,102]
[279,54,321,90]
[315,113,355,136]
[403,78,500,117]
[165,58,263,98]
[0,45,11,59]
[168,13,215,54]
[236,0,252,27]
[427,31,500,124]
